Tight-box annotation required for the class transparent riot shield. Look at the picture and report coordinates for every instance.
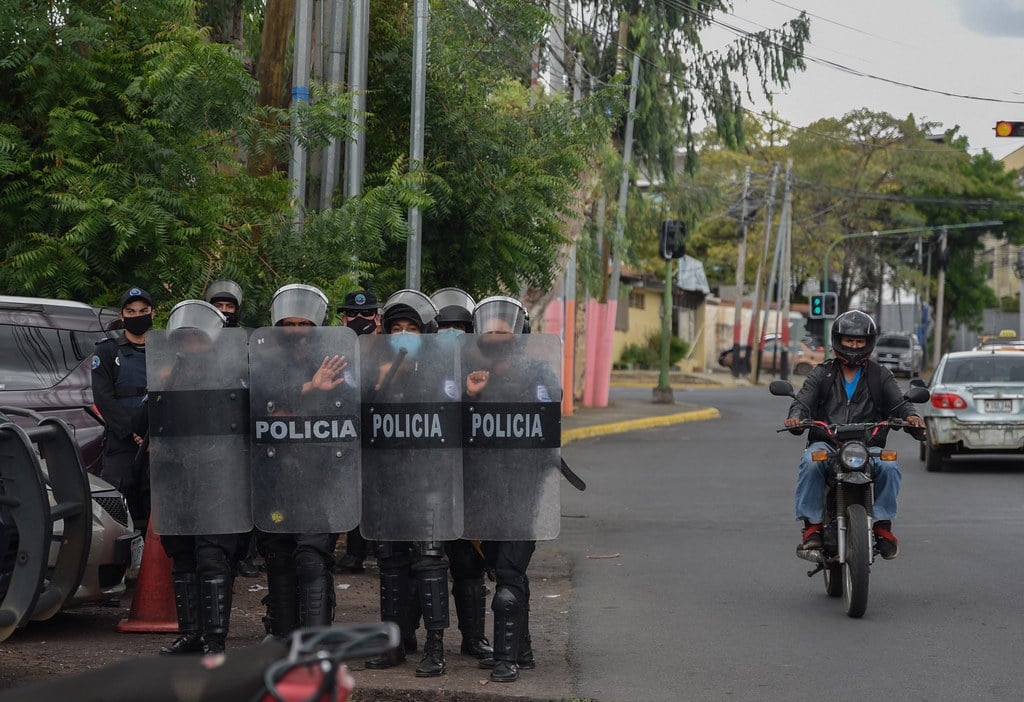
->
[148,328,252,535]
[460,333,562,540]
[359,334,462,541]
[249,326,360,534]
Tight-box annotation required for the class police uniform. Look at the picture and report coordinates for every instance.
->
[91,288,153,525]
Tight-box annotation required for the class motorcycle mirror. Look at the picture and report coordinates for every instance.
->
[768,380,795,397]
[905,385,930,404]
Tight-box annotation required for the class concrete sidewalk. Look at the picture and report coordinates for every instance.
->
[350,371,737,701]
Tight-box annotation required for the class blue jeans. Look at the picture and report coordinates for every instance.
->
[794,441,901,523]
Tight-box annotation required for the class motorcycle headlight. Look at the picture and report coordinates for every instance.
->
[840,442,869,470]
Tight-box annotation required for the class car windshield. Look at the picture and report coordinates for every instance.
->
[878,336,911,348]
[940,356,1024,384]
[0,324,104,391]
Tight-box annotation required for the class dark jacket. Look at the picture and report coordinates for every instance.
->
[787,358,920,447]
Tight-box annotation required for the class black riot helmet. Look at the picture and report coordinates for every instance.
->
[430,288,475,332]
[205,279,243,327]
[831,309,878,367]
[382,289,439,334]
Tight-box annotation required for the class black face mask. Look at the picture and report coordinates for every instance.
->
[345,316,377,336]
[122,314,153,336]
[223,312,240,328]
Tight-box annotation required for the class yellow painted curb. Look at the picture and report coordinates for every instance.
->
[562,407,720,444]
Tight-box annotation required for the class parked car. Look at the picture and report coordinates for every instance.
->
[0,297,140,620]
[718,337,825,375]
[871,332,923,377]
[0,295,117,474]
[917,348,1024,471]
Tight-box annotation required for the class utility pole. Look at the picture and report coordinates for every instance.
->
[730,167,751,377]
[289,0,314,226]
[320,0,349,210]
[754,162,789,384]
[405,0,427,290]
[744,162,780,378]
[343,0,368,202]
[779,160,794,380]
[933,227,947,363]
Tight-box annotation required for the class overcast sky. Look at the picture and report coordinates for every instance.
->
[716,0,1024,160]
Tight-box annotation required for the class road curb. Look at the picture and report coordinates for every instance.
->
[563,407,721,444]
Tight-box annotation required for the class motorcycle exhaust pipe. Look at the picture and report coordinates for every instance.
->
[795,548,825,565]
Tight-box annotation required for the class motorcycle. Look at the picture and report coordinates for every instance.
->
[0,623,399,702]
[769,379,929,618]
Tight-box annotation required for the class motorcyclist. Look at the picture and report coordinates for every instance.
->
[783,309,925,560]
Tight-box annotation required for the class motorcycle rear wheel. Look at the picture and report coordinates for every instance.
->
[842,504,870,618]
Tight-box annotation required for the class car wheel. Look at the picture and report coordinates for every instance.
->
[923,441,946,473]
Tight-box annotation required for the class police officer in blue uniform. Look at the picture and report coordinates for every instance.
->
[91,286,155,528]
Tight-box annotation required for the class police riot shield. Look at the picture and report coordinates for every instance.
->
[460,333,562,540]
[359,334,462,541]
[249,326,360,534]
[148,327,252,535]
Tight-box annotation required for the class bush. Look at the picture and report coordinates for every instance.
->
[614,331,689,370]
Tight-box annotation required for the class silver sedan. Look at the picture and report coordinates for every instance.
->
[918,349,1024,471]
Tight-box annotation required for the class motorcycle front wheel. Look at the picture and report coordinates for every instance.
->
[842,504,870,618]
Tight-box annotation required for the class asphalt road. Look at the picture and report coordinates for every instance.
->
[560,385,1024,702]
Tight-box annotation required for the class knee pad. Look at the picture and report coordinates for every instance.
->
[492,586,521,617]
[294,549,328,583]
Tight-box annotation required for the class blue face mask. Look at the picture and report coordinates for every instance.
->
[438,327,465,337]
[388,331,422,358]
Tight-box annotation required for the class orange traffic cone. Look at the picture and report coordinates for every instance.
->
[117,521,179,633]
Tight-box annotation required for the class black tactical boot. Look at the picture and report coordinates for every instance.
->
[161,573,204,655]
[415,629,446,677]
[486,587,522,683]
[200,575,233,655]
[365,566,414,669]
[262,569,298,640]
[453,578,492,658]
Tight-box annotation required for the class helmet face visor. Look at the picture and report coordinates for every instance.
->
[382,290,438,332]
[168,300,226,334]
[473,296,526,335]
[271,284,329,326]
[205,279,243,307]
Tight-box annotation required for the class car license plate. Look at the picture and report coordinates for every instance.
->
[985,399,1012,413]
[130,534,144,571]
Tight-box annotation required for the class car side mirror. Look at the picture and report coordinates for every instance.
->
[909,377,928,389]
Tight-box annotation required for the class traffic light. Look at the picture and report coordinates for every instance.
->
[659,220,687,260]
[809,293,825,319]
[822,291,838,318]
[809,292,838,319]
[995,121,1024,137]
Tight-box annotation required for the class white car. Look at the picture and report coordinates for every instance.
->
[917,348,1024,471]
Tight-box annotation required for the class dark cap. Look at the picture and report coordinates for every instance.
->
[119,286,153,309]
[340,290,379,312]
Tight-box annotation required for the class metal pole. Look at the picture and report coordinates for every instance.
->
[343,0,368,202]
[320,0,349,210]
[607,53,640,313]
[933,228,947,363]
[655,255,674,401]
[406,0,428,290]
[730,167,751,377]
[779,159,794,380]
[289,0,314,226]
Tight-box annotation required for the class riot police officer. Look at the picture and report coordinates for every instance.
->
[204,279,259,579]
[91,286,155,527]
[430,287,493,661]
[363,290,454,677]
[256,284,350,639]
[152,300,240,655]
[465,296,560,683]
[204,279,244,328]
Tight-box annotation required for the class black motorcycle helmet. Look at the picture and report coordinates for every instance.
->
[831,309,878,367]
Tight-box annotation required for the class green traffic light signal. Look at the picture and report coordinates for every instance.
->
[810,293,824,318]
